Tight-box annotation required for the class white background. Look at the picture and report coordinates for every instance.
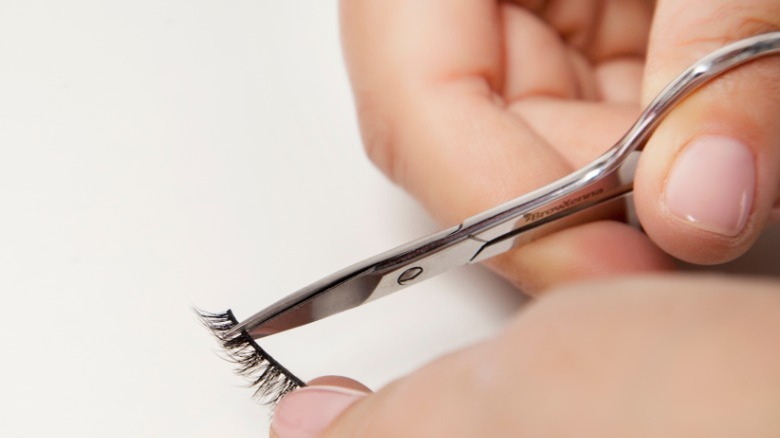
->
[1,2,777,437]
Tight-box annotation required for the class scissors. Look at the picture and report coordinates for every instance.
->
[229,32,780,341]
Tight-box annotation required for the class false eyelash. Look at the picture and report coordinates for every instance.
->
[196,309,305,407]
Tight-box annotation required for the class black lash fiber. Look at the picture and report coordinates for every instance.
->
[196,309,305,407]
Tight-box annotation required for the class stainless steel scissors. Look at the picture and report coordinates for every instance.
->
[229,32,780,341]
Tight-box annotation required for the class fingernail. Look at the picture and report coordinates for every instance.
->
[664,136,755,236]
[271,386,367,438]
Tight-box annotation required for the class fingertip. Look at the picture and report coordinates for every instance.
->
[638,4,780,265]
[636,27,780,264]
[635,93,780,265]
[271,382,369,438]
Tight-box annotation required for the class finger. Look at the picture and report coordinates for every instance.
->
[509,98,641,166]
[323,338,513,437]
[503,0,652,103]
[340,0,572,224]
[635,1,780,264]
[319,275,780,437]
[501,4,585,101]
[594,57,645,103]
[488,221,675,294]
[541,0,653,61]
[270,376,371,438]
[494,274,780,436]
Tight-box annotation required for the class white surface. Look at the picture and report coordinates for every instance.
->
[1,2,777,437]
[0,2,521,437]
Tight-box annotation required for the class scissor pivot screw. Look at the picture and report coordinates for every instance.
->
[398,267,424,285]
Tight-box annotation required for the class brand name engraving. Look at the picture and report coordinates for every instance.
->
[522,188,604,223]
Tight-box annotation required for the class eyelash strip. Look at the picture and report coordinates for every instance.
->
[196,309,305,407]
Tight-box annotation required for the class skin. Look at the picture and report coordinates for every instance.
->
[319,275,780,437]
[270,1,780,435]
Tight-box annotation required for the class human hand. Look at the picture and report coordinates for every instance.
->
[340,0,780,293]
[269,275,780,437]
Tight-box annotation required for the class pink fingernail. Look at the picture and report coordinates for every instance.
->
[664,136,755,236]
[271,386,367,438]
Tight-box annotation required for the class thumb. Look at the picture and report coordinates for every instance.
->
[635,1,780,264]
[270,341,505,438]
[270,376,370,438]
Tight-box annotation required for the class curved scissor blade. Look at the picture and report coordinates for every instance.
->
[229,224,485,339]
